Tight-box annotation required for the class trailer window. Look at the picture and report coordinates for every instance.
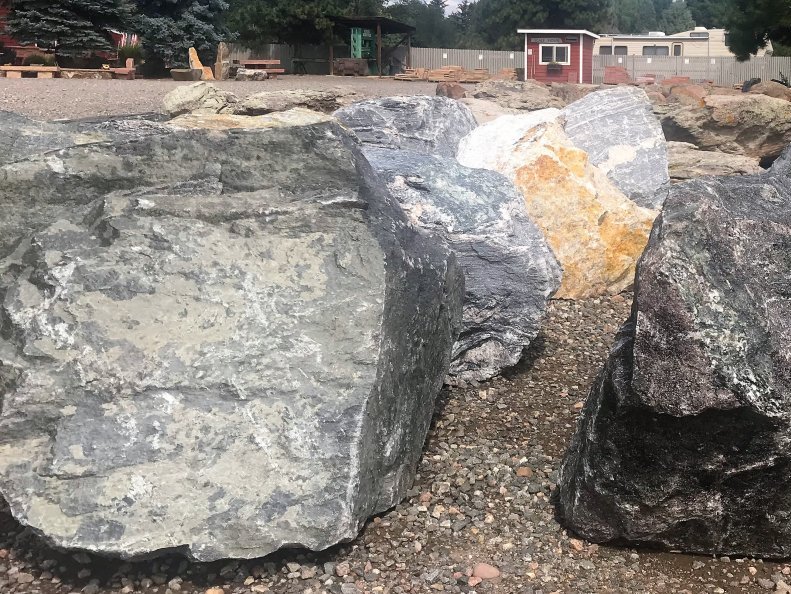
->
[599,46,612,55]
[643,45,670,56]
[614,46,628,55]
[673,43,682,56]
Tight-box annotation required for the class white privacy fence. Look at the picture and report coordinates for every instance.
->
[593,55,791,86]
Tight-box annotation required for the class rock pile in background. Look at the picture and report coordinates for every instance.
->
[458,110,657,299]
[667,141,763,180]
[563,86,669,209]
[558,153,791,557]
[0,111,463,560]
[162,82,361,118]
[471,79,600,111]
[335,95,477,156]
[655,92,791,161]
[364,147,561,384]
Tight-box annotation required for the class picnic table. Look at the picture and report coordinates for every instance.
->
[235,59,285,78]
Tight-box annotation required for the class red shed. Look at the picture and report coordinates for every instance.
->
[518,29,599,84]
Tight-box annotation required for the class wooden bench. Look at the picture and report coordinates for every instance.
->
[236,59,285,78]
[0,65,59,79]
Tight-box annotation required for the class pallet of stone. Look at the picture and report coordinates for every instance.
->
[427,66,464,82]
[394,67,428,81]
[458,68,489,83]
[0,65,59,79]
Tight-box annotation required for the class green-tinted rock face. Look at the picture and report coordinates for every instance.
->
[0,113,463,561]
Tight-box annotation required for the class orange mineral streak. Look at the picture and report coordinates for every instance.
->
[511,123,657,299]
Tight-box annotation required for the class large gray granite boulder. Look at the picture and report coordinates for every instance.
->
[557,153,791,557]
[334,96,477,156]
[0,114,463,561]
[364,147,561,385]
[563,86,669,209]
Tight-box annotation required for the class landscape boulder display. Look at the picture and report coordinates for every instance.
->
[458,110,657,299]
[563,86,669,208]
[558,155,791,557]
[364,147,561,384]
[0,112,464,560]
[667,141,763,180]
[234,68,268,81]
[334,96,477,156]
[748,81,791,102]
[655,93,791,161]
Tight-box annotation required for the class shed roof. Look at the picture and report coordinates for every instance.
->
[517,29,600,39]
[330,16,415,35]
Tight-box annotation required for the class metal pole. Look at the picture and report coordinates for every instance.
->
[377,22,382,77]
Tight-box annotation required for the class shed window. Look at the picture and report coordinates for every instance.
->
[614,45,628,55]
[642,45,670,56]
[599,46,612,55]
[539,44,571,65]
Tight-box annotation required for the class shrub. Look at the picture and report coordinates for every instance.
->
[117,43,143,64]
[22,53,57,66]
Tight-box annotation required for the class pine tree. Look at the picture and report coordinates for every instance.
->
[134,0,229,71]
[8,0,133,56]
[658,0,695,34]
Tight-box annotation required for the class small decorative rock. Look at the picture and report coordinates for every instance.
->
[472,563,500,579]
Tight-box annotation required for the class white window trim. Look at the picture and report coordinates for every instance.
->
[538,43,571,65]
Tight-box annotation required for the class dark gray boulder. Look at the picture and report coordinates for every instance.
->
[557,154,791,557]
[364,147,561,384]
[333,96,477,156]
[563,86,669,209]
[0,116,463,560]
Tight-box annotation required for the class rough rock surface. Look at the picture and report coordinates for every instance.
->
[459,98,519,124]
[233,87,362,115]
[563,86,669,208]
[655,93,791,160]
[458,111,657,299]
[471,79,565,111]
[558,155,791,556]
[364,147,561,384]
[748,81,791,101]
[162,82,238,117]
[436,82,466,99]
[168,108,331,130]
[667,141,763,180]
[234,68,268,81]
[334,96,477,156]
[0,110,86,163]
[0,115,464,561]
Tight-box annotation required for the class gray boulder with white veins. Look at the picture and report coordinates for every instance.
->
[563,86,669,209]
[334,96,477,156]
[364,147,561,384]
[0,115,464,560]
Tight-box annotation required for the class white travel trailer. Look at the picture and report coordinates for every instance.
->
[593,27,772,58]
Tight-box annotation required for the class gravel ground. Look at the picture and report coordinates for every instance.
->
[0,76,445,120]
[1,296,788,594]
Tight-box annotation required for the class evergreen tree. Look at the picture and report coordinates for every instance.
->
[613,0,657,33]
[657,0,694,34]
[8,0,133,56]
[686,0,727,28]
[135,0,229,70]
[721,0,791,59]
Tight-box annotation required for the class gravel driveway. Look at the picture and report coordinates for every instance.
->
[0,76,443,120]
